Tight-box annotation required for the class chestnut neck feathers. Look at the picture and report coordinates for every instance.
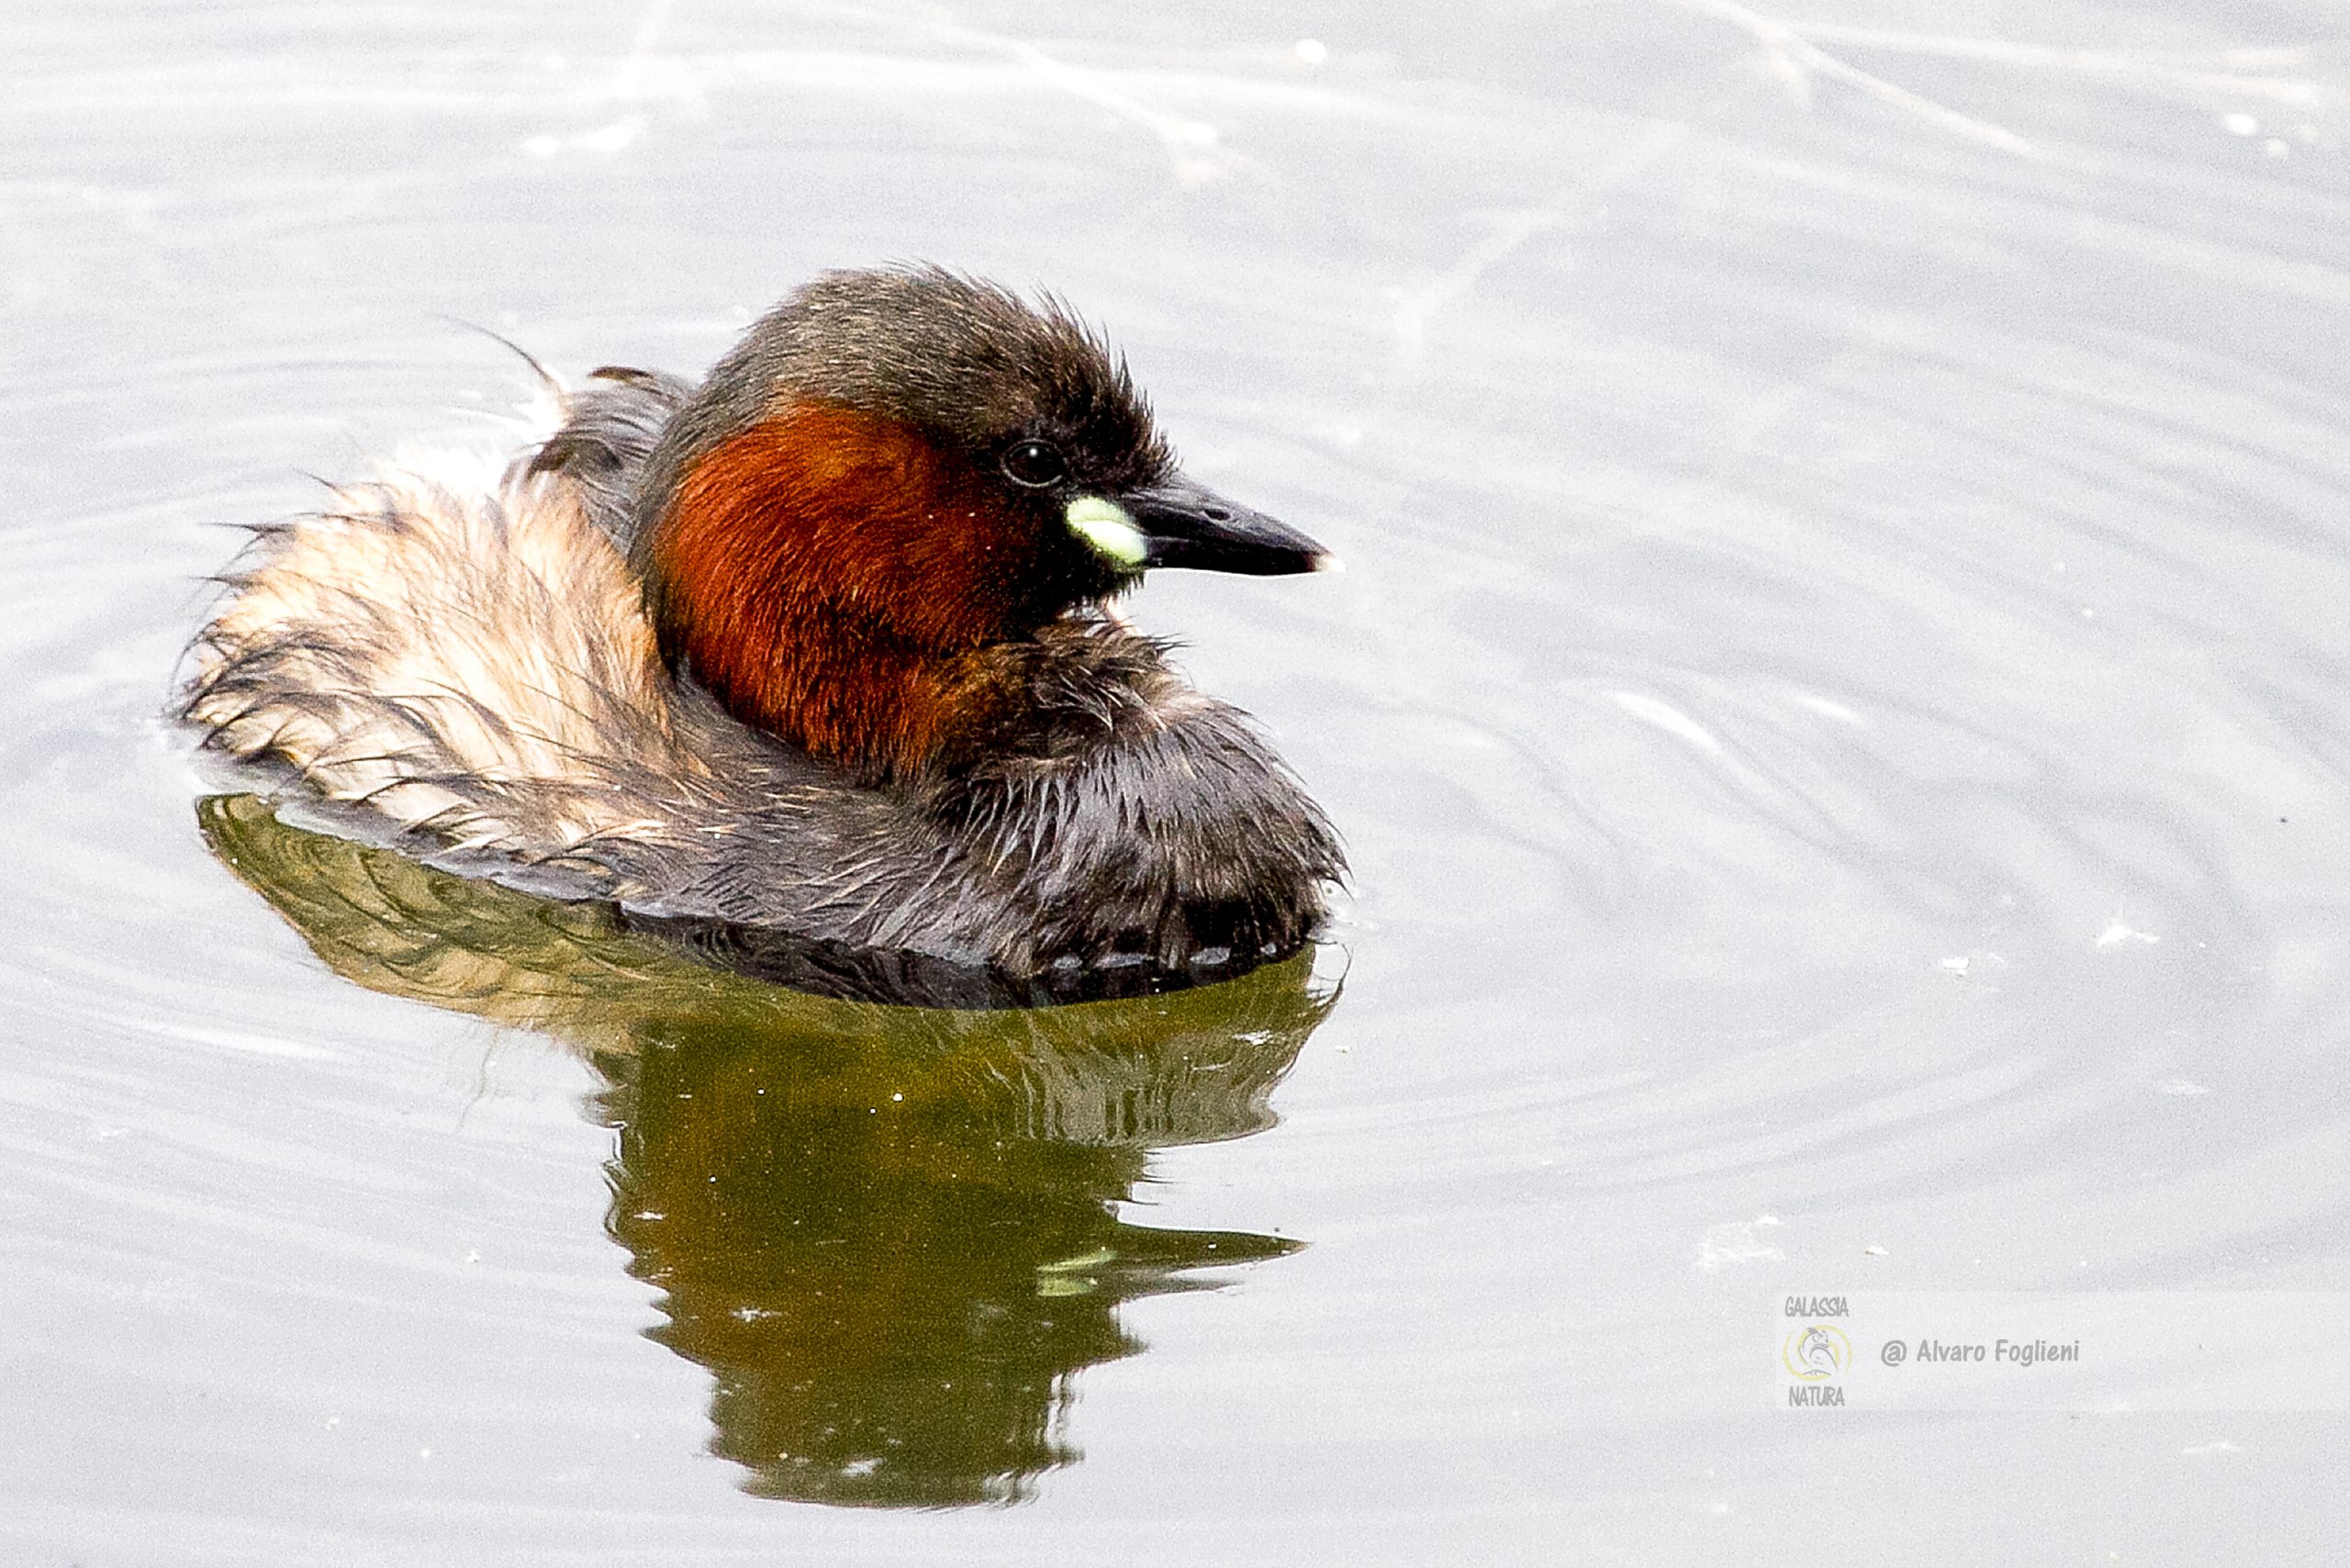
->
[632,268,1173,783]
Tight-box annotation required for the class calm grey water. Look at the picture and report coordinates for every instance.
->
[9,1,2350,1560]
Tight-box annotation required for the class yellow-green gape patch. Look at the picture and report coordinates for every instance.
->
[1066,496,1147,568]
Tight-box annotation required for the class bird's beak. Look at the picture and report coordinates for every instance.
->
[1121,473,1336,577]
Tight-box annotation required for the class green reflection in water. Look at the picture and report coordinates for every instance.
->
[197,795,1335,1507]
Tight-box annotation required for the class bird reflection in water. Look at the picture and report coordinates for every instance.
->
[197,794,1337,1507]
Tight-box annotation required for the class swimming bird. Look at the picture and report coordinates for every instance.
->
[181,267,1344,999]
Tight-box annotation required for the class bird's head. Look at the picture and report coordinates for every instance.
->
[634,267,1330,778]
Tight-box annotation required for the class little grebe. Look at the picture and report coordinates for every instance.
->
[181,267,1344,993]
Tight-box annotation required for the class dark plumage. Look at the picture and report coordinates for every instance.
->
[181,267,1344,1002]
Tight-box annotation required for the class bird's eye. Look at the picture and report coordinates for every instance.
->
[1001,440,1067,489]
